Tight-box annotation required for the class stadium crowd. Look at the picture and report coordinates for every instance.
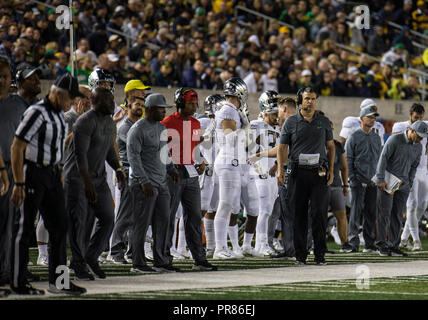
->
[0,0,427,99]
[0,0,427,298]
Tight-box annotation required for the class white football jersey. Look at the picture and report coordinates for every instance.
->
[340,116,385,145]
[198,117,217,165]
[392,120,428,171]
[249,119,280,176]
[214,102,247,166]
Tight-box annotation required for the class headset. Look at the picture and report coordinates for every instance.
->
[296,86,317,111]
[174,87,196,109]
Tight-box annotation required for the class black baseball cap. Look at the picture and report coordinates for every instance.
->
[54,73,85,99]
[16,67,42,81]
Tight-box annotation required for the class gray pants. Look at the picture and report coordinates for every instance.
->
[278,183,295,257]
[167,168,206,264]
[348,185,377,250]
[65,178,115,268]
[109,181,134,259]
[376,187,409,250]
[131,184,170,267]
[0,163,13,283]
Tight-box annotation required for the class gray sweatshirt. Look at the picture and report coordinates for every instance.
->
[63,109,117,184]
[345,128,382,186]
[127,118,176,187]
[374,131,422,188]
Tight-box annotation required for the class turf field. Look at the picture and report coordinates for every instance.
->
[14,237,428,300]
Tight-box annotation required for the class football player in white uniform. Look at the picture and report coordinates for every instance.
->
[248,91,281,256]
[393,103,428,251]
[339,98,385,146]
[213,77,259,259]
[199,95,225,257]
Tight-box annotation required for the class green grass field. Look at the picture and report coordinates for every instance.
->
[23,237,428,300]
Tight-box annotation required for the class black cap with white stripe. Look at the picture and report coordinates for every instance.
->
[54,73,84,99]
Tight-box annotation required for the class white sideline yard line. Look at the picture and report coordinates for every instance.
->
[4,260,428,299]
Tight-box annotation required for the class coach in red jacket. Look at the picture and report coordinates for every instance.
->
[161,88,217,271]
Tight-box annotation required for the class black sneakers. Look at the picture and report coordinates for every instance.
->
[87,261,106,279]
[47,282,87,295]
[295,260,307,266]
[26,270,40,282]
[339,242,355,253]
[130,265,156,273]
[362,245,378,253]
[73,266,95,281]
[390,248,407,257]
[153,264,181,273]
[315,258,327,265]
[192,260,218,271]
[378,247,391,256]
[11,283,45,295]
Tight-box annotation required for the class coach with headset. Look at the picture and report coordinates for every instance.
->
[276,87,335,265]
[161,88,217,271]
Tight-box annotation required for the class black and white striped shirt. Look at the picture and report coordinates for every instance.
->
[15,97,67,166]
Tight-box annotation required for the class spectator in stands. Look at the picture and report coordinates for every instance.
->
[38,51,58,80]
[107,12,125,38]
[244,66,263,93]
[151,27,176,50]
[365,62,382,98]
[387,78,405,100]
[412,0,428,34]
[336,23,350,45]
[155,61,173,87]
[76,39,98,66]
[0,34,15,72]
[236,57,251,80]
[358,54,371,75]
[316,16,338,42]
[124,13,143,40]
[53,52,68,78]
[392,26,415,56]
[280,69,299,94]
[368,25,389,58]
[403,76,422,101]
[131,58,153,86]
[299,69,313,89]
[182,59,207,88]
[260,67,279,92]
[79,4,96,35]
[394,0,414,28]
[88,23,109,56]
[381,43,407,68]
[317,71,335,97]
[108,35,124,53]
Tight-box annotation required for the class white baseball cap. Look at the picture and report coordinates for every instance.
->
[248,35,261,47]
[301,69,312,77]
[360,98,376,109]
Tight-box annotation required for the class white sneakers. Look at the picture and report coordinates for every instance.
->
[232,248,245,259]
[213,247,236,259]
[400,239,423,251]
[330,226,342,246]
[272,238,284,252]
[37,254,49,266]
[177,248,192,259]
[256,244,276,257]
[242,245,259,257]
[412,240,422,251]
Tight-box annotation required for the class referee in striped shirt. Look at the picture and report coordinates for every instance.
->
[9,73,86,295]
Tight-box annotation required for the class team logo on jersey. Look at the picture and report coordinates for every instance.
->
[193,129,200,136]
[231,159,239,167]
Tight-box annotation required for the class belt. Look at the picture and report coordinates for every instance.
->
[25,160,61,170]
[297,164,319,170]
